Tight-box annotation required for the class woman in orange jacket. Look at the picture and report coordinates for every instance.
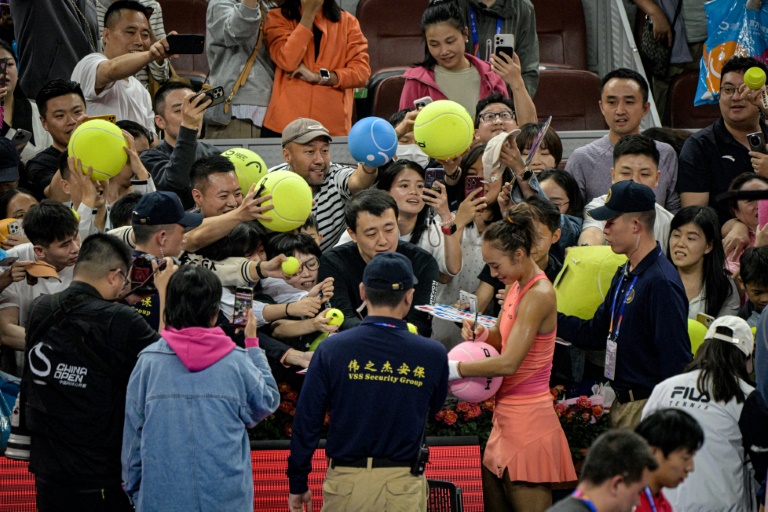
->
[263,0,370,136]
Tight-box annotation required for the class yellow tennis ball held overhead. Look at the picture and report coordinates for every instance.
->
[255,170,313,232]
[67,119,128,180]
[413,100,474,160]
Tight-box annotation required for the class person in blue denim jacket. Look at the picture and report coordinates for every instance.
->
[121,265,280,511]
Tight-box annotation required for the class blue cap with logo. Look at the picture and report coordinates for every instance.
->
[363,252,418,291]
[132,191,203,228]
[588,180,656,221]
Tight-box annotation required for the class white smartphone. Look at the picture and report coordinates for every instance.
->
[494,34,515,60]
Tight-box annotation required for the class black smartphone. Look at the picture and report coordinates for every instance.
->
[11,129,32,147]
[465,175,485,199]
[194,86,225,109]
[233,286,253,326]
[0,256,18,266]
[424,168,446,191]
[166,34,205,55]
[748,131,767,154]
[494,34,515,60]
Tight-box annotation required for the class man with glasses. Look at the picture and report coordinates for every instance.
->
[678,56,768,225]
[125,191,202,330]
[474,93,518,145]
[565,68,680,212]
[22,233,165,511]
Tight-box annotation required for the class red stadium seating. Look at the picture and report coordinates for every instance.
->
[668,70,721,129]
[157,0,210,80]
[535,69,606,130]
[532,0,587,70]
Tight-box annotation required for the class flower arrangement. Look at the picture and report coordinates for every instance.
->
[426,397,495,448]
[550,386,609,462]
[249,382,330,441]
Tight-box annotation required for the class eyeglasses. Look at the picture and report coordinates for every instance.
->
[297,257,319,273]
[113,268,130,287]
[478,110,515,123]
[719,86,739,97]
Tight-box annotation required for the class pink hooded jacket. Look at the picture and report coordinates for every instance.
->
[398,53,509,112]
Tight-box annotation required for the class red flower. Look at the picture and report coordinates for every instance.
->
[284,391,298,402]
[279,401,296,415]
[554,403,567,417]
[284,423,293,437]
[577,396,592,409]
[592,405,604,419]
[324,412,331,426]
[278,382,291,392]
[444,410,458,426]
[581,412,591,422]
[480,398,495,411]
[435,410,446,422]
[456,401,471,412]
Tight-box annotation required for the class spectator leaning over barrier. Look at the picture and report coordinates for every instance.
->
[141,82,219,209]
[263,0,370,136]
[271,118,379,251]
[122,265,279,512]
[23,233,164,512]
[565,68,680,213]
[71,0,173,136]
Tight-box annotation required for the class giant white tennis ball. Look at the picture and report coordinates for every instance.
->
[222,147,268,193]
[448,341,503,402]
[414,100,474,160]
[67,119,128,180]
[348,117,398,167]
[256,170,313,232]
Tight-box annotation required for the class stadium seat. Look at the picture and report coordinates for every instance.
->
[356,0,429,77]
[372,72,407,120]
[534,69,606,130]
[531,0,587,70]
[157,0,210,81]
[427,479,464,512]
[668,70,721,129]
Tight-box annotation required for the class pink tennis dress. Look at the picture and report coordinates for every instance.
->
[482,273,577,483]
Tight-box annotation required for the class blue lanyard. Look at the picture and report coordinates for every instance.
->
[372,322,404,330]
[608,273,638,340]
[469,7,502,57]
[644,486,658,512]
[571,490,598,512]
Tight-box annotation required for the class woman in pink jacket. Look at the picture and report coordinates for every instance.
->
[399,0,535,125]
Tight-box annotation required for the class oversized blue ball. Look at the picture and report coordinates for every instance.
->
[348,117,398,167]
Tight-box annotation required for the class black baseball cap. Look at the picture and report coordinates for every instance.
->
[132,191,203,228]
[363,252,418,291]
[588,181,656,221]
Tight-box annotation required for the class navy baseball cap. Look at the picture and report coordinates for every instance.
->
[132,191,203,228]
[363,252,418,291]
[588,181,656,221]
[0,137,20,183]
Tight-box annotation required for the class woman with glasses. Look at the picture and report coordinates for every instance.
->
[398,0,535,125]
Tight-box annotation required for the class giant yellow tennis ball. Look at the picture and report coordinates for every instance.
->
[281,256,301,275]
[256,170,313,232]
[222,147,268,193]
[413,100,474,160]
[67,119,128,180]
[688,318,707,357]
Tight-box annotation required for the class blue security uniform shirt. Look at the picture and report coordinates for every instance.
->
[287,316,448,495]
[557,243,691,394]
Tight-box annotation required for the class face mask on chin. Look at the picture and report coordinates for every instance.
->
[395,144,430,168]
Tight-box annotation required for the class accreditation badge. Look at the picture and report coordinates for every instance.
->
[604,338,617,380]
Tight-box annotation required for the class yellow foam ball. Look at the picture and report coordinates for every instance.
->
[67,119,128,180]
[256,170,313,232]
[221,147,268,193]
[413,100,474,160]
[688,319,707,357]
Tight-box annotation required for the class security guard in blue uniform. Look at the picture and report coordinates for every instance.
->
[287,252,448,511]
